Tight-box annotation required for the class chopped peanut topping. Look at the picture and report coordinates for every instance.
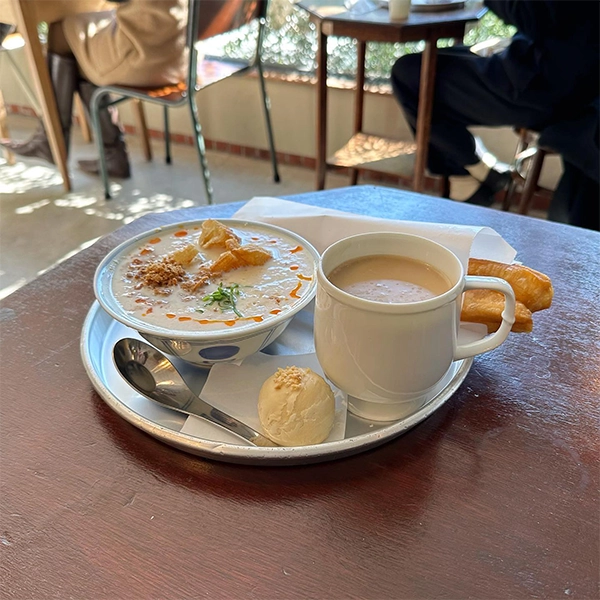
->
[272,366,308,391]
[133,257,185,289]
[180,266,211,293]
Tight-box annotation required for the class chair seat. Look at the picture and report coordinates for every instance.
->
[107,58,251,105]
[110,81,188,104]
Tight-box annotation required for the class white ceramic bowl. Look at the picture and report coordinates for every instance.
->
[94,219,319,367]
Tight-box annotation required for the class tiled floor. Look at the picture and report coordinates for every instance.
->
[0,114,357,298]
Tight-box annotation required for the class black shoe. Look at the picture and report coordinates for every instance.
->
[0,24,16,46]
[78,146,131,179]
[465,169,511,207]
[0,128,54,164]
[77,81,132,179]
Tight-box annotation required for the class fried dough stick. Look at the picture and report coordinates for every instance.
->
[461,258,553,333]
[468,258,553,312]
[461,289,533,333]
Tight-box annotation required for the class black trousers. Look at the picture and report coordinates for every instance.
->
[391,46,559,176]
[391,46,599,230]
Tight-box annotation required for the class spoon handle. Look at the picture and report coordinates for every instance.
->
[184,395,279,447]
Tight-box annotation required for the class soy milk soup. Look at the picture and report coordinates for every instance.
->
[112,221,315,331]
[329,255,450,303]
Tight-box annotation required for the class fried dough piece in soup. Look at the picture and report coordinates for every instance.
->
[199,219,240,249]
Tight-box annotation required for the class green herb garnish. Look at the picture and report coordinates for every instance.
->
[202,283,243,318]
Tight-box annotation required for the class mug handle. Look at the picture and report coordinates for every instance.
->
[454,275,516,360]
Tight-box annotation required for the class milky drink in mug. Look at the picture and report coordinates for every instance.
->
[314,232,516,421]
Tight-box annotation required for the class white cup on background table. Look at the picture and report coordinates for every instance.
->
[389,0,411,20]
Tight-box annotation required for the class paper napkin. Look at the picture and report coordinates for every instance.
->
[232,196,517,266]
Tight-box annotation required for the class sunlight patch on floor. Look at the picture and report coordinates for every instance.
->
[2,158,199,224]
[0,237,102,300]
[54,195,98,209]
[37,236,102,276]
[0,159,63,194]
[15,198,52,214]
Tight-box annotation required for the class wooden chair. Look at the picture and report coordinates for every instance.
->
[90,0,280,202]
[467,37,554,215]
[502,128,554,215]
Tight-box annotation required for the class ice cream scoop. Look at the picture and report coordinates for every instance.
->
[258,366,335,446]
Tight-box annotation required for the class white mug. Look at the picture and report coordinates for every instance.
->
[314,233,516,420]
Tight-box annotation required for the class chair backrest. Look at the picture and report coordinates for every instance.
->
[184,0,268,93]
[194,0,267,41]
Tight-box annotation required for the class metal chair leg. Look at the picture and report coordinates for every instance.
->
[187,94,213,205]
[517,148,546,215]
[502,177,518,211]
[257,60,280,183]
[133,99,152,161]
[91,89,112,200]
[163,105,172,164]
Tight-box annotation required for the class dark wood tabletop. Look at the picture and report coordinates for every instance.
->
[297,0,486,42]
[1,186,598,599]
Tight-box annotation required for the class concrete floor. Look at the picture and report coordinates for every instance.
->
[0,114,356,299]
[1,115,548,300]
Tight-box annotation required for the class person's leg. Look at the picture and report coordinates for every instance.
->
[76,81,130,179]
[391,46,555,202]
[392,47,479,176]
[1,19,130,177]
[54,11,131,178]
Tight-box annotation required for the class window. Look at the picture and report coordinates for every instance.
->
[204,0,516,86]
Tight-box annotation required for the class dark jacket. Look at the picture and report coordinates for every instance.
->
[484,0,599,113]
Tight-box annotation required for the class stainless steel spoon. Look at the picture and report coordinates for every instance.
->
[113,338,278,447]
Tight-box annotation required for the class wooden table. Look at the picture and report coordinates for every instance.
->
[0,0,109,191]
[297,0,486,192]
[1,186,598,598]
